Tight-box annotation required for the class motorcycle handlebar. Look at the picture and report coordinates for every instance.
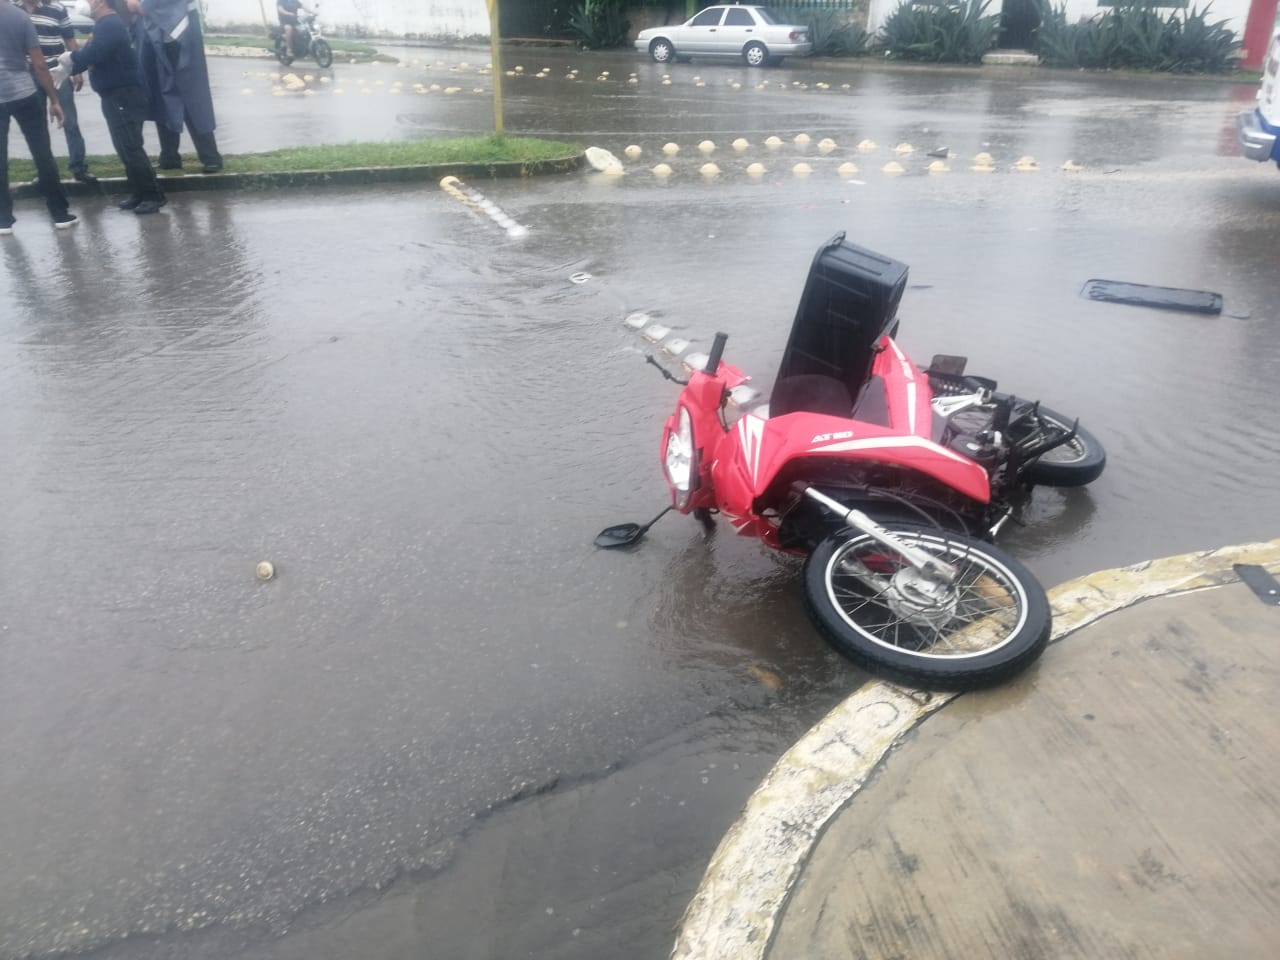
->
[705,332,728,375]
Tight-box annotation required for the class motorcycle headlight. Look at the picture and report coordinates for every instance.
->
[664,406,695,508]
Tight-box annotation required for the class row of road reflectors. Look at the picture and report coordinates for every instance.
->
[439,177,529,238]
[623,312,763,411]
[588,144,1081,177]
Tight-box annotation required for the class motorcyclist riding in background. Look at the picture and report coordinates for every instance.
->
[276,0,312,58]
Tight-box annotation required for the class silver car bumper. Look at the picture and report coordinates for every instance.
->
[779,42,813,57]
[1238,109,1277,162]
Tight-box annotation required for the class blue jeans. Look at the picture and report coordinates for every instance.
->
[0,90,70,227]
[37,79,89,175]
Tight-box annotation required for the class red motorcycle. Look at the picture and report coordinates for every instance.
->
[597,234,1106,690]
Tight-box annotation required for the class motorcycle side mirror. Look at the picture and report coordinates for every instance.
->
[594,507,672,549]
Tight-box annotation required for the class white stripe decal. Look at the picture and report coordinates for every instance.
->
[886,339,918,433]
[738,416,765,487]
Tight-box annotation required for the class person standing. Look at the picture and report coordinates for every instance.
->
[15,0,96,183]
[0,0,75,233]
[66,0,164,213]
[126,0,221,173]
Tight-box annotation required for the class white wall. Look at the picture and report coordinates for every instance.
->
[865,0,1253,41]
[203,0,491,38]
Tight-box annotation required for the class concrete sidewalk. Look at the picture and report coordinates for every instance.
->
[672,540,1280,959]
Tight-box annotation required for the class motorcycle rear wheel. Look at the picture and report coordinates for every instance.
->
[1017,404,1106,487]
[312,39,333,68]
[274,40,293,66]
[803,524,1051,689]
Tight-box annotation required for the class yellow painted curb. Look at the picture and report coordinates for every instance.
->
[670,539,1280,960]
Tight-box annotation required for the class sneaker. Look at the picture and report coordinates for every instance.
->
[117,196,143,210]
[72,170,99,185]
[133,199,165,215]
[157,158,183,171]
[0,222,13,236]
[52,213,78,229]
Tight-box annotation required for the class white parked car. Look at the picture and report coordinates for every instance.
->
[67,0,93,34]
[635,4,813,67]
[1238,28,1280,167]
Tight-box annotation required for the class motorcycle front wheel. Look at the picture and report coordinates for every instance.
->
[312,39,333,68]
[802,524,1051,690]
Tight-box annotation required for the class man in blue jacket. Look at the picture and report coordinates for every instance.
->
[67,0,165,213]
[0,0,75,233]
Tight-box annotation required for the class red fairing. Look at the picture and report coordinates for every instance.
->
[660,360,750,513]
[709,336,991,535]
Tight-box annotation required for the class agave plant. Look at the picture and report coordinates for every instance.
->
[569,0,630,50]
[1034,0,1239,71]
[880,0,1000,64]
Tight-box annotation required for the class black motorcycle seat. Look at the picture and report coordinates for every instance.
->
[769,374,853,419]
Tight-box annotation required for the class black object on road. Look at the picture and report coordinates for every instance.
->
[1081,279,1223,315]
[1233,564,1280,606]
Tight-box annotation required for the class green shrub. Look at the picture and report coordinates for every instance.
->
[879,0,1000,63]
[569,0,630,49]
[771,6,873,57]
[1035,1,1239,72]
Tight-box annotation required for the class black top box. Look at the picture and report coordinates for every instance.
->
[769,233,910,418]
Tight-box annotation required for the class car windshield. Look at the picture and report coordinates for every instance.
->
[754,7,786,25]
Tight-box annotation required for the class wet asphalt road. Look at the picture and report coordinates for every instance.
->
[2,45,1279,960]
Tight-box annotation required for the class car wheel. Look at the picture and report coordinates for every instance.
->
[744,41,768,67]
[649,38,674,63]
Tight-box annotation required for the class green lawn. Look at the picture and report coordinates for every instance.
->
[7,135,582,182]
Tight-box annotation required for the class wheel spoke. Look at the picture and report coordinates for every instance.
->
[823,530,1029,660]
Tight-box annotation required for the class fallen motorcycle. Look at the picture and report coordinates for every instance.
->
[597,233,1106,690]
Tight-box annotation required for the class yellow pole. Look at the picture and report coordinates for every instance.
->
[486,0,504,135]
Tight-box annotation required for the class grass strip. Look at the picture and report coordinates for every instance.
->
[205,34,393,62]
[7,135,582,182]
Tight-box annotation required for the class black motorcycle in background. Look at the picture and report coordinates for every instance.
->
[272,8,333,68]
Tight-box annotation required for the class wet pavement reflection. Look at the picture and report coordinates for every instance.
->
[2,46,1279,960]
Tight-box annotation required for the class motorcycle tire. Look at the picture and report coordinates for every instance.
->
[1017,404,1106,487]
[802,523,1051,690]
[312,39,333,68]
[274,42,293,66]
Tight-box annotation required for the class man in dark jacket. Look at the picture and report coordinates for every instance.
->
[67,0,165,213]
[0,0,75,232]
[126,0,221,173]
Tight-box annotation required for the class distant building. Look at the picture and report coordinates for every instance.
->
[203,0,490,39]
